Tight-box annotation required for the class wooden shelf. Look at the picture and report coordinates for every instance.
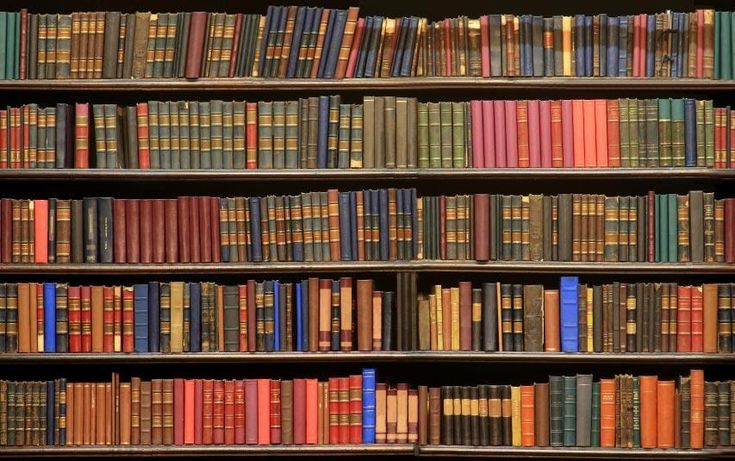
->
[0,261,731,275]
[0,168,733,182]
[2,77,735,93]
[419,446,734,459]
[1,352,732,365]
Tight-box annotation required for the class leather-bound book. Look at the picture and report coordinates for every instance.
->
[140,380,152,445]
[440,386,453,445]
[523,285,543,352]
[194,379,203,445]
[690,369,705,448]
[161,379,174,445]
[657,380,675,448]
[562,375,576,446]
[704,381,718,447]
[234,380,246,444]
[257,379,271,445]
[534,382,549,447]
[511,385,521,446]
[270,379,282,444]
[543,289,560,351]
[482,283,498,352]
[459,386,471,445]
[428,387,441,445]
[575,374,592,447]
[520,385,535,446]
[202,380,214,444]
[717,381,730,447]
[119,382,131,445]
[459,282,472,351]
[639,375,658,448]
[281,380,293,445]
[702,284,718,353]
[599,378,615,447]
[375,382,387,444]
[151,379,163,445]
[474,194,490,261]
[172,379,184,445]
[418,385,428,445]
[500,385,512,446]
[548,376,563,447]
[679,376,691,448]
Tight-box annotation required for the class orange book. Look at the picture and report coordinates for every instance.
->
[690,369,704,448]
[519,385,535,446]
[599,378,616,447]
[91,285,104,352]
[606,100,621,167]
[582,100,597,167]
[657,380,675,448]
[550,100,564,167]
[441,288,451,351]
[594,100,608,167]
[33,199,48,263]
[701,284,718,353]
[543,290,560,352]
[120,383,131,445]
[257,379,270,445]
[305,378,318,444]
[639,375,658,448]
[184,379,195,444]
[571,100,585,167]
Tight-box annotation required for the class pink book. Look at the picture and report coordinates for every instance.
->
[639,15,648,76]
[470,101,484,167]
[571,100,585,167]
[345,18,365,78]
[245,379,258,444]
[632,15,640,77]
[582,100,597,167]
[481,101,496,167]
[504,100,518,167]
[493,100,507,167]
[305,378,318,444]
[33,199,48,263]
[561,100,575,167]
[527,100,541,167]
[184,380,195,444]
[480,16,490,77]
[443,18,452,76]
[594,99,608,167]
[539,100,552,168]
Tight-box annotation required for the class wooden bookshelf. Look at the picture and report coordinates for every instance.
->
[418,446,735,459]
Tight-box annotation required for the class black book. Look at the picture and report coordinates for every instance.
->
[97,197,113,263]
[82,197,98,263]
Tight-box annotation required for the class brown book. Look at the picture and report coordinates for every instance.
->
[534,382,549,446]
[459,282,472,351]
[356,279,373,351]
[474,194,490,261]
[418,385,428,445]
[131,12,151,79]
[120,383,131,445]
[428,387,440,445]
[523,285,544,352]
[151,379,163,445]
[140,380,152,445]
[376,383,387,443]
[281,380,293,445]
[529,194,544,260]
[307,278,319,352]
[544,289,560,351]
[640,375,658,448]
[131,377,141,445]
[702,284,718,353]
[558,194,573,261]
[95,383,106,445]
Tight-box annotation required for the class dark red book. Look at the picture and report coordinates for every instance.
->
[293,378,306,445]
[234,380,246,444]
[139,199,153,263]
[338,377,350,444]
[199,197,212,263]
[224,380,235,445]
[539,100,552,167]
[164,199,178,263]
[213,380,225,444]
[247,280,257,351]
[81,286,92,352]
[726,199,735,263]
[174,378,184,445]
[112,199,126,263]
[349,375,362,444]
[194,379,203,445]
[189,197,201,263]
[177,197,190,263]
[245,379,258,444]
[74,103,89,168]
[125,199,140,263]
[185,12,207,79]
[329,378,339,443]
[504,100,518,167]
[493,100,507,168]
[228,14,244,78]
[68,286,82,352]
[481,100,495,168]
[210,197,221,262]
[202,379,214,444]
[1,199,11,262]
[152,199,166,263]
[122,287,134,352]
[270,379,282,444]
[474,194,490,261]
[102,286,114,352]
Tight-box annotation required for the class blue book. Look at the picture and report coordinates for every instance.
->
[301,281,309,351]
[560,276,579,352]
[646,15,655,77]
[365,17,383,78]
[317,10,337,78]
[258,6,276,77]
[147,282,160,352]
[248,197,263,262]
[400,17,419,77]
[379,189,389,260]
[339,191,351,261]
[295,283,303,351]
[584,16,592,77]
[46,381,55,445]
[316,96,329,168]
[607,17,619,77]
[574,15,584,76]
[519,15,531,76]
[190,283,201,352]
[264,281,275,352]
[273,280,280,351]
[219,198,230,262]
[618,17,628,76]
[43,283,56,352]
[324,9,347,78]
[286,7,307,78]
[355,16,373,78]
[391,18,407,77]
[684,99,697,166]
[362,368,377,443]
[350,191,357,260]
[133,284,148,353]
[598,15,608,77]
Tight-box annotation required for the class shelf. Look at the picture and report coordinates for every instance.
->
[0,445,415,458]
[419,446,734,459]
[0,168,733,182]
[1,352,732,365]
[0,261,731,275]
[2,77,735,93]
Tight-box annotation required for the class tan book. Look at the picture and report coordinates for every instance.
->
[376,383,387,443]
[397,384,409,443]
[119,383,131,445]
[511,385,521,446]
[170,282,184,353]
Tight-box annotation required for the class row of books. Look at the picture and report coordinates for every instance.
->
[1,370,731,449]
[2,9,735,80]
[2,191,734,264]
[2,97,734,170]
[2,278,733,355]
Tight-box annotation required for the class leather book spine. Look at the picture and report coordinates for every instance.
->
[522,285,544,352]
[640,375,658,448]
[520,385,535,446]
[576,374,593,447]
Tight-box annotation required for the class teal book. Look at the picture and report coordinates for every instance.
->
[655,194,661,263]
[632,376,641,448]
[658,98,672,167]
[562,375,576,447]
[590,381,600,447]
[4,12,14,79]
[0,12,7,79]
[667,193,678,263]
[714,12,721,79]
[721,12,733,80]
[12,12,18,79]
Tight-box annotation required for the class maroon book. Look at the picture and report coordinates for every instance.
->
[139,199,153,263]
[213,380,225,444]
[245,379,258,444]
[173,378,184,445]
[1,199,11,262]
[224,380,235,444]
[112,199,126,263]
[184,12,208,79]
[189,197,201,263]
[234,380,246,444]
[210,197,221,262]
[202,379,214,444]
[177,197,190,263]
[247,280,257,351]
[293,378,306,445]
[165,199,178,263]
[125,199,140,263]
[474,194,489,262]
[726,199,735,263]
[199,197,212,263]
[152,199,166,263]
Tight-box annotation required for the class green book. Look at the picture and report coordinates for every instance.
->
[271,100,285,169]
[57,14,72,78]
[658,98,672,167]
[451,102,466,168]
[5,12,15,80]
[349,104,363,169]
[628,99,640,167]
[618,99,630,167]
[257,101,273,169]
[92,104,107,168]
[562,375,577,447]
[439,101,453,168]
[148,101,161,169]
[549,376,564,447]
[696,100,706,167]
[209,99,224,169]
[632,376,641,448]
[417,103,429,168]
[0,12,7,79]
[655,194,662,262]
[714,12,721,80]
[285,100,300,169]
[671,99,686,167]
[590,381,600,447]
[188,101,200,169]
[667,193,678,263]
[704,100,715,167]
[169,101,181,170]
[644,99,659,167]
[721,12,733,80]
[158,100,172,169]
[428,102,442,168]
[199,101,212,169]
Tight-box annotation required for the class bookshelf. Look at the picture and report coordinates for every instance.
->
[1,0,734,458]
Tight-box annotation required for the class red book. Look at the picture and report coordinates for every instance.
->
[122,287,134,352]
[135,103,150,168]
[725,199,735,263]
[690,286,704,352]
[202,380,214,444]
[0,199,10,262]
[571,100,585,167]
[228,14,243,78]
[74,103,89,168]
[443,18,452,76]
[480,15,490,77]
[527,100,541,167]
[516,100,529,167]
[594,99,608,167]
[213,380,225,444]
[345,17,365,78]
[152,199,166,263]
[481,101,495,168]
[9,108,19,168]
[493,100,507,168]
[198,197,212,263]
[520,385,535,446]
[22,106,30,168]
[632,15,640,77]
[696,10,704,79]
[561,100,575,167]
[184,379,195,445]
[164,199,178,263]
[102,286,114,352]
[657,380,675,448]
[194,379,203,445]
[539,100,552,168]
[177,198,190,263]
[139,199,153,263]
[247,280,257,351]
[113,199,126,263]
[270,379,282,444]
[80,286,92,352]
[504,100,518,167]
[189,197,201,263]
[33,199,48,263]
[338,377,350,444]
[0,112,7,169]
[349,375,362,444]
[257,379,270,445]
[648,191,655,262]
[582,100,597,167]
[210,197,221,263]
[690,369,705,448]
[639,15,648,76]
[470,101,484,168]
[293,379,306,445]
[125,199,140,263]
[305,378,318,444]
[174,379,185,445]
[246,102,258,169]
[224,380,236,445]
[68,286,81,352]
[329,377,339,443]
[606,100,621,167]
[731,110,735,168]
[245,379,258,445]
[234,380,246,444]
